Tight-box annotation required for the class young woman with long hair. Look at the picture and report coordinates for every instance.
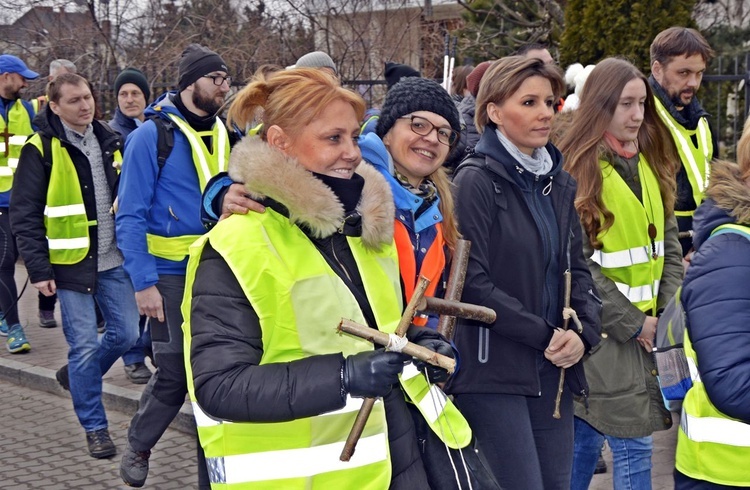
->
[557,57,684,489]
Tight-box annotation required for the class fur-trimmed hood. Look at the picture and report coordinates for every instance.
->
[228,137,395,250]
[693,159,750,248]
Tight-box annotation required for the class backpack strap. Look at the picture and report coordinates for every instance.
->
[149,116,175,179]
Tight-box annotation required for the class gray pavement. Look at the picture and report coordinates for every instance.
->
[0,262,680,489]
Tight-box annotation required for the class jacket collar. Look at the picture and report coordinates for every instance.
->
[38,107,121,154]
[474,123,565,189]
[228,137,395,250]
[648,75,709,130]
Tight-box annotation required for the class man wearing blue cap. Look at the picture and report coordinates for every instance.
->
[0,54,39,354]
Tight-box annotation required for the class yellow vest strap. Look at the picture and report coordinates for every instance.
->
[146,233,201,261]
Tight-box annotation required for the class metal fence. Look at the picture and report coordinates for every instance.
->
[701,53,749,160]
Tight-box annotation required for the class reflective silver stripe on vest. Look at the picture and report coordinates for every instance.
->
[402,363,449,424]
[0,167,13,176]
[47,237,89,249]
[7,157,19,169]
[0,136,28,153]
[591,241,665,268]
[207,433,389,484]
[686,356,702,383]
[193,396,368,427]
[44,203,86,218]
[614,280,660,303]
[656,103,710,193]
[680,412,750,447]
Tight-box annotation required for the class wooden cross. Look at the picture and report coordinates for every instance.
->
[2,125,15,157]
[338,240,495,461]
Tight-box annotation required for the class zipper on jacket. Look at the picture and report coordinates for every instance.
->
[331,239,352,282]
[530,178,555,322]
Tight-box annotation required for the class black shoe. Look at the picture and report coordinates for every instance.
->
[123,362,152,385]
[120,444,151,487]
[86,428,116,459]
[56,365,70,391]
[594,454,607,474]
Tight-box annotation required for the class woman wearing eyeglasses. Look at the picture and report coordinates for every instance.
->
[444,56,602,489]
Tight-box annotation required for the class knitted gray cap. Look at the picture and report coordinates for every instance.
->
[376,77,460,140]
[294,51,337,74]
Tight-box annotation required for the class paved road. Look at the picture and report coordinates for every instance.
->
[0,378,198,489]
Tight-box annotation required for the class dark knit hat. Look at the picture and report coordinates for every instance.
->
[384,62,420,90]
[294,51,337,74]
[466,61,492,98]
[376,77,460,141]
[178,44,228,91]
[114,68,150,101]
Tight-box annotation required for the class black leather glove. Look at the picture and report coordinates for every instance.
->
[412,337,455,382]
[342,350,410,398]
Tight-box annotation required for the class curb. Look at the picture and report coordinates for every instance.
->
[0,355,196,435]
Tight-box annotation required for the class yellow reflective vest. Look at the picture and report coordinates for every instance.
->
[653,97,713,217]
[144,114,228,261]
[591,155,665,314]
[183,209,402,489]
[675,223,750,486]
[0,99,35,192]
[25,134,122,265]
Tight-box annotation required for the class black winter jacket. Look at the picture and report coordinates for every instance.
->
[445,125,601,397]
[11,108,122,294]
[188,138,429,489]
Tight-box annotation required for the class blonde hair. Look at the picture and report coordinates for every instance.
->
[738,117,750,182]
[227,68,365,140]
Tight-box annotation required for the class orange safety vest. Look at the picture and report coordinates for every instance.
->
[393,221,445,326]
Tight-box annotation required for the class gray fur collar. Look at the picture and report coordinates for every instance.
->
[706,160,750,224]
[228,137,395,250]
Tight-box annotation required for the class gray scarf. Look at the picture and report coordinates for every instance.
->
[495,128,553,176]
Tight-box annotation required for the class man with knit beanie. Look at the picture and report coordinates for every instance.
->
[116,44,231,488]
[108,67,154,385]
[109,68,150,141]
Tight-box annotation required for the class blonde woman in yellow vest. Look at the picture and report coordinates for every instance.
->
[558,58,684,489]
[649,27,716,257]
[183,68,441,489]
[674,119,750,488]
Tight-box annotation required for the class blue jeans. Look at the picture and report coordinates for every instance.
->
[122,316,152,366]
[572,417,653,490]
[58,266,139,432]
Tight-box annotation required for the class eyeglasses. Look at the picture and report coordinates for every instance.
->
[399,115,459,147]
[203,74,232,86]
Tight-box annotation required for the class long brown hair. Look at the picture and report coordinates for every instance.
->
[227,68,364,140]
[558,58,678,248]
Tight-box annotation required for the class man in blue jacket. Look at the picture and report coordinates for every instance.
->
[115,44,230,489]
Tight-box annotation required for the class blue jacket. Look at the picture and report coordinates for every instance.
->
[1,98,36,207]
[116,92,213,291]
[681,161,750,423]
[359,133,444,315]
[107,107,142,143]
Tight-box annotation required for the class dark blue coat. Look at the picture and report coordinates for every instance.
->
[681,161,750,423]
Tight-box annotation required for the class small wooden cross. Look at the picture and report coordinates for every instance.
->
[2,125,15,157]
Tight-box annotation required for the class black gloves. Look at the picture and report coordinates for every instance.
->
[412,337,454,382]
[342,350,410,398]
[407,324,455,382]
